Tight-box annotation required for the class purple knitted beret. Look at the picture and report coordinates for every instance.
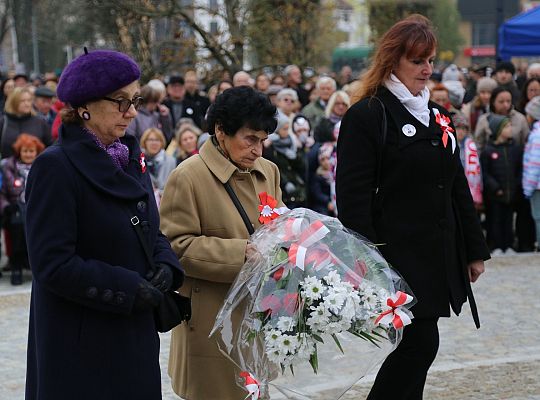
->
[57,49,141,107]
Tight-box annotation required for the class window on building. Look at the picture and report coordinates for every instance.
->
[209,0,218,11]
[472,22,495,46]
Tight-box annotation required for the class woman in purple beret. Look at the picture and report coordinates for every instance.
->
[24,49,185,400]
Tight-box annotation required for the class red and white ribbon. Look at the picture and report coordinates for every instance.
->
[139,152,147,173]
[240,371,260,400]
[288,220,330,270]
[433,108,456,154]
[281,217,305,241]
[374,291,414,329]
[258,192,288,224]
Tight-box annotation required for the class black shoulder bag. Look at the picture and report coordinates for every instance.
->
[223,181,255,235]
[130,215,191,332]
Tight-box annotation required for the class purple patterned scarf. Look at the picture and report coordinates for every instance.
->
[83,127,129,170]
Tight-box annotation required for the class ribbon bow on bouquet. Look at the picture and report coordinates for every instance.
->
[433,109,456,154]
[240,371,260,400]
[375,291,414,329]
[288,220,331,271]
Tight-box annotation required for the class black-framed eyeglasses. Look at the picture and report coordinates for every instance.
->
[102,96,143,113]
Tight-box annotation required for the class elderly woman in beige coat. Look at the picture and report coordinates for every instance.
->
[160,86,283,400]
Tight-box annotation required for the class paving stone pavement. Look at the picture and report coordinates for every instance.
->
[1,253,539,399]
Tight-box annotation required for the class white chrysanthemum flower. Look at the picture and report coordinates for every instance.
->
[340,299,356,321]
[276,316,296,332]
[295,334,316,362]
[276,334,298,355]
[307,304,330,326]
[323,270,341,286]
[323,290,346,313]
[266,349,286,365]
[265,329,282,347]
[301,276,325,301]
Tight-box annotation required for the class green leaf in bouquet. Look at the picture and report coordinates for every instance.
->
[350,330,382,348]
[331,333,345,354]
[312,333,325,344]
[275,272,291,290]
[246,331,257,343]
[272,247,289,265]
[309,347,319,374]
[371,327,389,340]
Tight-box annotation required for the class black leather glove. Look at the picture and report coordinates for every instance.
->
[148,263,174,293]
[133,280,163,312]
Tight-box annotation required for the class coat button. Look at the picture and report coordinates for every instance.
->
[141,220,150,233]
[431,139,440,146]
[114,292,126,305]
[437,183,444,189]
[137,201,147,212]
[102,289,113,303]
[85,287,98,298]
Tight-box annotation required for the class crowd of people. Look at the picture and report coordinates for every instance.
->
[4,11,538,400]
[0,53,539,286]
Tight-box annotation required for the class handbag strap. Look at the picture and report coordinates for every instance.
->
[223,181,255,235]
[130,215,157,273]
[371,96,387,195]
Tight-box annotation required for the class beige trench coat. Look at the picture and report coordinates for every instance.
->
[160,139,283,400]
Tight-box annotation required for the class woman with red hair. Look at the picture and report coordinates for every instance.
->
[336,15,490,399]
[0,133,45,285]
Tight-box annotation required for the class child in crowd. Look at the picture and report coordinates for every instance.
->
[452,113,483,210]
[310,144,336,216]
[0,134,45,284]
[480,115,522,255]
[291,114,314,152]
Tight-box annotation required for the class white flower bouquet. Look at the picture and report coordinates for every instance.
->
[211,208,415,399]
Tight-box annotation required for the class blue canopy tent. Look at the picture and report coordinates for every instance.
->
[499,6,540,60]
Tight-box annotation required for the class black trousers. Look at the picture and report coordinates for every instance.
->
[487,201,514,251]
[367,318,439,400]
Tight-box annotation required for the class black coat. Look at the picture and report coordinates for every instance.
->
[162,96,207,129]
[310,169,333,215]
[0,113,52,157]
[336,87,490,326]
[480,140,522,204]
[25,123,183,400]
[263,145,306,208]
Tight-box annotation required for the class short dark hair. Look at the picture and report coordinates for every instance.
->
[495,61,515,75]
[489,86,513,112]
[206,86,277,136]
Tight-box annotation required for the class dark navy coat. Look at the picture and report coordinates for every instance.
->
[336,87,490,326]
[25,123,183,400]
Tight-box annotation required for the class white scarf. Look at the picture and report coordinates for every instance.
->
[384,73,430,127]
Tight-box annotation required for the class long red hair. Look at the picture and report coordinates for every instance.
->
[354,14,437,103]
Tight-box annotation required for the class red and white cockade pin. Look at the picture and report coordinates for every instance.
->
[433,108,456,154]
[258,192,287,224]
[139,152,146,173]
[14,178,23,188]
